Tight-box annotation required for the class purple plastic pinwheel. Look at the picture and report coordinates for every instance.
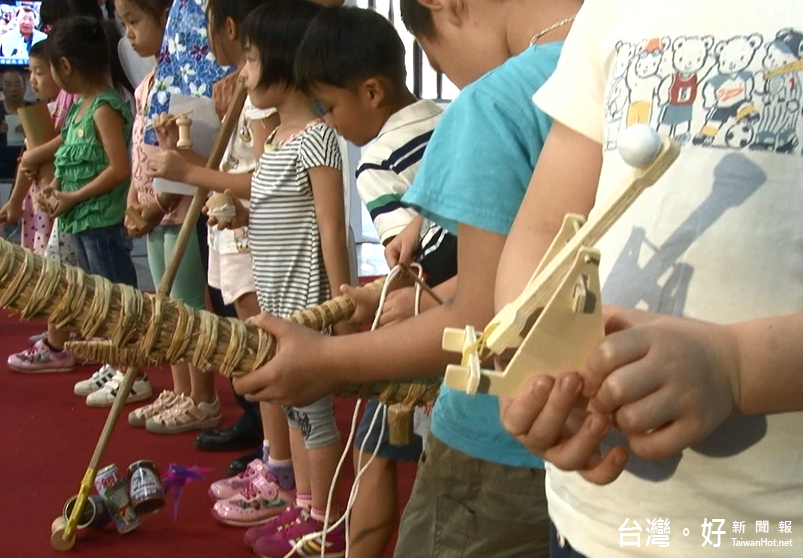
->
[162,463,213,520]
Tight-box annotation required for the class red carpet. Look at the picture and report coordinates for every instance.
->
[0,311,415,557]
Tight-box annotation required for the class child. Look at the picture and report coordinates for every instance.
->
[210,1,352,554]
[292,7,456,557]
[113,0,222,433]
[0,49,52,256]
[146,0,296,506]
[7,11,135,374]
[30,18,146,404]
[495,1,803,556]
[229,0,581,556]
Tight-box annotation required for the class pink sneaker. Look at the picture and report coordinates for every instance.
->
[209,459,271,500]
[253,510,346,558]
[211,475,292,527]
[245,505,304,548]
[8,340,76,373]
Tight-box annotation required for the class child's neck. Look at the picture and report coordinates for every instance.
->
[77,81,110,102]
[274,89,320,138]
[379,89,418,128]
[505,0,582,55]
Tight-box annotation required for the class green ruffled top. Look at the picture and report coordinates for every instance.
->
[56,88,133,234]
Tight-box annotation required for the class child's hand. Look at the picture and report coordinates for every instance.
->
[500,371,629,485]
[582,307,740,461]
[147,149,189,182]
[378,286,417,326]
[0,199,22,223]
[339,283,381,327]
[204,189,249,230]
[333,321,361,336]
[152,113,180,150]
[385,219,421,268]
[20,150,42,180]
[41,188,78,217]
[234,313,342,407]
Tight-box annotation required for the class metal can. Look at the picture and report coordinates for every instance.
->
[62,494,112,529]
[127,460,165,515]
[94,464,141,534]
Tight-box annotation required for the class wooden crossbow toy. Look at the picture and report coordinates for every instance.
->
[442,124,680,397]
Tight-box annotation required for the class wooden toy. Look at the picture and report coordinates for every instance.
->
[441,125,680,397]
[206,192,237,222]
[41,83,247,552]
[18,103,58,185]
[176,114,193,149]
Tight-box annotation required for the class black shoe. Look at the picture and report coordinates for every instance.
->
[194,421,262,452]
[227,446,263,477]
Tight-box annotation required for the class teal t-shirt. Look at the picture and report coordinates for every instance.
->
[403,43,562,468]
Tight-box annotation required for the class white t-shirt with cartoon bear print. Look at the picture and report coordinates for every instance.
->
[533,1,803,556]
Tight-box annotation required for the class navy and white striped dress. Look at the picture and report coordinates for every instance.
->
[249,120,343,318]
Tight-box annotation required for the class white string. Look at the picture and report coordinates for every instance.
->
[280,263,424,558]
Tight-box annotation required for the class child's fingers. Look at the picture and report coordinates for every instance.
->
[498,376,552,438]
[610,387,677,434]
[544,412,614,471]
[583,327,651,399]
[626,421,690,462]
[591,356,663,415]
[578,445,629,485]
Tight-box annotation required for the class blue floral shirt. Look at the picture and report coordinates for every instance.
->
[144,0,234,145]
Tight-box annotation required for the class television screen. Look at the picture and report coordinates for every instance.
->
[0,2,46,66]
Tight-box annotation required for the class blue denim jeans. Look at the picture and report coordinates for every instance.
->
[551,523,590,558]
[72,223,138,288]
[354,399,423,463]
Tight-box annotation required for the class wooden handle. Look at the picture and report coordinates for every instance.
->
[157,79,248,295]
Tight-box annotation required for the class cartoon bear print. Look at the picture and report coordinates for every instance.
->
[625,37,671,129]
[751,28,803,153]
[604,40,636,150]
[656,35,715,143]
[692,33,763,147]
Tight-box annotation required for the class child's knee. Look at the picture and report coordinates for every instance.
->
[284,396,339,449]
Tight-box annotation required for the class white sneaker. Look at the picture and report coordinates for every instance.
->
[74,364,117,396]
[85,371,153,408]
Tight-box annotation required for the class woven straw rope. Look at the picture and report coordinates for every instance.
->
[0,239,440,406]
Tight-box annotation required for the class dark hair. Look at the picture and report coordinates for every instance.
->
[28,38,48,60]
[207,0,273,33]
[295,6,407,94]
[40,0,103,27]
[118,0,172,22]
[240,0,323,88]
[399,0,436,39]
[46,17,134,95]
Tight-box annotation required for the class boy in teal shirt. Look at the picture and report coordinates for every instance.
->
[236,0,582,555]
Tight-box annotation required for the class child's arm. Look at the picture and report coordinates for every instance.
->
[148,149,253,199]
[309,164,355,335]
[20,136,63,178]
[385,215,424,267]
[0,161,34,223]
[50,104,129,215]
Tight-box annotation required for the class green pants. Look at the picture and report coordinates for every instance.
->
[394,435,550,558]
[146,224,207,309]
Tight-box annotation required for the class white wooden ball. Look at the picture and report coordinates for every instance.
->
[618,124,661,168]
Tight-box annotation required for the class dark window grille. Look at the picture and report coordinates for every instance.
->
[359,0,456,102]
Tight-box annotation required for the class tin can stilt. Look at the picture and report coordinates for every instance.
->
[127,460,166,515]
[63,494,112,529]
[94,464,141,534]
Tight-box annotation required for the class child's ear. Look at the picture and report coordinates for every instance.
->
[225,16,238,41]
[362,78,385,108]
[417,0,466,26]
[58,57,72,77]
